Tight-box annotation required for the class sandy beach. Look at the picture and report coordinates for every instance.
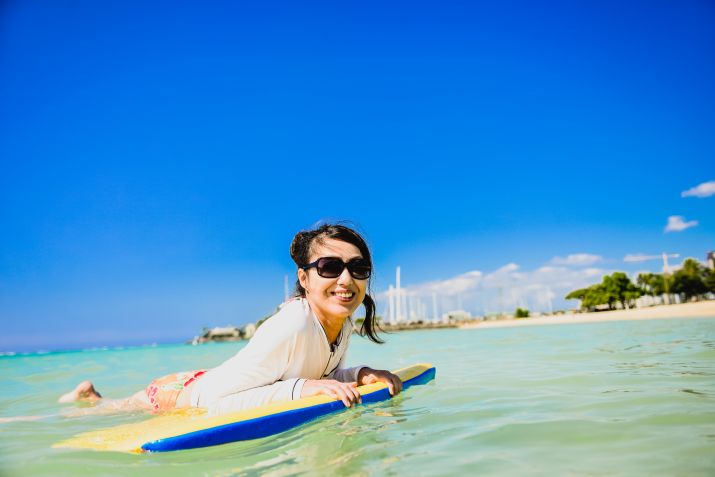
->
[460,301,715,330]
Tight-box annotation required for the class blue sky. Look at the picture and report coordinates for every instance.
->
[1,0,714,351]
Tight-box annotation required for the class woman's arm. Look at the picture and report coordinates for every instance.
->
[324,331,366,383]
[326,354,402,401]
[326,363,366,383]
[300,379,362,407]
[190,310,304,408]
[206,380,305,416]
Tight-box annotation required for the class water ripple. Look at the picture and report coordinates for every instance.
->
[2,318,715,476]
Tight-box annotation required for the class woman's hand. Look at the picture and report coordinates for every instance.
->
[357,367,403,396]
[301,379,362,408]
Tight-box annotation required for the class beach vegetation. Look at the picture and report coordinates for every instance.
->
[565,288,589,301]
[671,258,711,300]
[706,269,715,294]
[515,308,529,318]
[569,258,715,311]
[565,272,642,311]
[637,273,669,296]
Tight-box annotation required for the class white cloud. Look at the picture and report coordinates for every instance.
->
[377,262,612,316]
[405,270,483,296]
[536,266,559,273]
[550,253,602,266]
[493,262,519,274]
[623,253,658,263]
[664,215,698,233]
[583,268,604,277]
[681,180,715,198]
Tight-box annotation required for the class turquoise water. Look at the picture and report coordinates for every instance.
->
[2,317,715,476]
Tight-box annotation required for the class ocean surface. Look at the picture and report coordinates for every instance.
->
[1,316,714,476]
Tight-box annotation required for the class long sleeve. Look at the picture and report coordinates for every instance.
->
[206,380,306,416]
[323,320,365,383]
[326,348,366,383]
[190,308,305,408]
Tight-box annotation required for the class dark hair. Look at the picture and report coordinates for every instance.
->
[290,223,383,344]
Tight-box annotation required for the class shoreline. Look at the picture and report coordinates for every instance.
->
[459,301,715,330]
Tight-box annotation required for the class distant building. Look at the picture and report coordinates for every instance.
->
[442,310,471,322]
[241,323,256,339]
[707,251,715,271]
[192,323,257,344]
[202,326,240,340]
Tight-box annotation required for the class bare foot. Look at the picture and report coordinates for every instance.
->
[58,380,103,403]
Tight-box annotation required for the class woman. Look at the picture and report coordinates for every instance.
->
[59,223,402,416]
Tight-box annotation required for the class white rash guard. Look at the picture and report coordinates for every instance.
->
[190,298,366,415]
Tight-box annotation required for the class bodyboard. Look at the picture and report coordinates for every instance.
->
[54,362,435,453]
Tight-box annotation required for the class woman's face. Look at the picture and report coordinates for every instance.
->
[297,237,368,322]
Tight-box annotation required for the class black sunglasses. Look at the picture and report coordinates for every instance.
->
[301,257,372,280]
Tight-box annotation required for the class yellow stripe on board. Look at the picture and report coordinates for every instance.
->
[54,363,433,453]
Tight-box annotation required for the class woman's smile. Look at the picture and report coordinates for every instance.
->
[298,238,368,324]
[332,290,355,302]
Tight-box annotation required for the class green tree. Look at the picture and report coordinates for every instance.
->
[566,283,608,310]
[671,258,709,300]
[583,283,613,310]
[565,288,589,301]
[515,307,529,318]
[637,272,666,296]
[604,272,642,309]
[566,272,642,311]
[705,268,715,293]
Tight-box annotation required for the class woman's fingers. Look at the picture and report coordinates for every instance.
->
[340,381,361,407]
[387,376,400,395]
[304,379,412,406]
[343,382,362,407]
[312,380,361,407]
[391,373,403,395]
[333,384,352,407]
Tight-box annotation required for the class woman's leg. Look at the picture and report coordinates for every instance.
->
[53,369,204,418]
[58,380,102,403]
[1,386,148,423]
[60,390,152,417]
[58,380,152,415]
